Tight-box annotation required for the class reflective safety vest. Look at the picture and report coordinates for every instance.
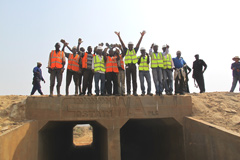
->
[151,52,164,68]
[50,50,64,69]
[82,52,95,69]
[94,55,105,72]
[67,54,80,72]
[163,54,172,69]
[106,56,119,73]
[125,49,138,64]
[138,56,149,71]
[118,55,125,70]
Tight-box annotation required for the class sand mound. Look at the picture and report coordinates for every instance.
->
[0,95,28,134]
[190,92,240,134]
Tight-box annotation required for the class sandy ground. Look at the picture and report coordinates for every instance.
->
[0,92,240,136]
[190,92,240,134]
[0,95,28,134]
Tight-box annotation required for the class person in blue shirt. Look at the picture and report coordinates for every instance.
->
[172,51,187,95]
[230,56,240,92]
[30,62,45,95]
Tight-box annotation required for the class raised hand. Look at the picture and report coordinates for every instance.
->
[166,44,169,48]
[60,39,65,44]
[151,43,154,48]
[114,31,120,36]
[140,30,146,36]
[78,38,83,44]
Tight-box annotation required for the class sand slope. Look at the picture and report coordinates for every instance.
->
[190,92,240,134]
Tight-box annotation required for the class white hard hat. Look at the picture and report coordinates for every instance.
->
[128,41,134,45]
[153,43,158,47]
[140,47,146,51]
[162,45,166,48]
[72,46,77,50]
[97,46,103,50]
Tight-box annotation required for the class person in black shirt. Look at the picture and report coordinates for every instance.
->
[192,54,207,93]
[183,64,191,93]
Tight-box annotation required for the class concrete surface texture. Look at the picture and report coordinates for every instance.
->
[0,96,240,160]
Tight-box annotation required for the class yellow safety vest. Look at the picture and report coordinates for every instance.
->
[138,56,149,71]
[163,54,172,69]
[151,52,164,68]
[94,55,105,72]
[125,49,138,64]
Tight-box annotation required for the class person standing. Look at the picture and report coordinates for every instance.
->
[115,30,146,96]
[149,44,164,95]
[192,54,207,93]
[138,47,153,96]
[30,62,45,95]
[183,64,192,93]
[172,51,187,95]
[48,42,66,96]
[81,46,95,96]
[230,56,240,92]
[162,45,174,95]
[61,40,82,96]
[105,48,119,95]
[93,46,106,96]
[115,45,125,96]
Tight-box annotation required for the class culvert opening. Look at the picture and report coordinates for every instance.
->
[73,124,93,146]
[38,121,107,160]
[120,118,185,160]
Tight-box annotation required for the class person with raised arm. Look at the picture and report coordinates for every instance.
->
[61,39,82,96]
[114,30,146,96]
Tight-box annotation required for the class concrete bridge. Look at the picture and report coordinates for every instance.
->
[0,95,239,160]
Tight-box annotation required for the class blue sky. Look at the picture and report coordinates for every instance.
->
[1,0,240,95]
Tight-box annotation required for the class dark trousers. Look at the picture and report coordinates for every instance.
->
[66,70,79,95]
[195,74,205,93]
[175,74,184,94]
[106,72,118,95]
[31,80,43,95]
[78,72,83,94]
[82,69,94,94]
[126,64,137,94]
[50,69,62,95]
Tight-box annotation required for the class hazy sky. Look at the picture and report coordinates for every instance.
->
[1,0,240,95]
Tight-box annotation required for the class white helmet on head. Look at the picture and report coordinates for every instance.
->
[97,46,103,50]
[140,47,146,51]
[128,41,134,45]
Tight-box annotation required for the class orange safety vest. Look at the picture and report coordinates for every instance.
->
[67,54,80,72]
[106,56,119,73]
[82,52,95,68]
[119,55,125,70]
[50,50,64,69]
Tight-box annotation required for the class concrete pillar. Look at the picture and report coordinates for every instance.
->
[98,118,129,160]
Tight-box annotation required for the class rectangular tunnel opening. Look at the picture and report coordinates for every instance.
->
[120,118,185,160]
[38,121,107,160]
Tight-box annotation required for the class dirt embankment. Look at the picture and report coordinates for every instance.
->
[190,92,240,134]
[0,95,28,134]
[0,93,240,135]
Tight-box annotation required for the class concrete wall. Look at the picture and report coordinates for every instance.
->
[0,121,38,160]
[184,117,240,160]
[2,96,240,160]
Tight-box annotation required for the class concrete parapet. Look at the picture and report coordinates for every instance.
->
[26,96,193,125]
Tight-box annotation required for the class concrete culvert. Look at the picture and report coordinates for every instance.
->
[38,121,107,160]
[120,118,185,160]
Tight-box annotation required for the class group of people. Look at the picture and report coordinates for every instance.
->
[31,31,212,96]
